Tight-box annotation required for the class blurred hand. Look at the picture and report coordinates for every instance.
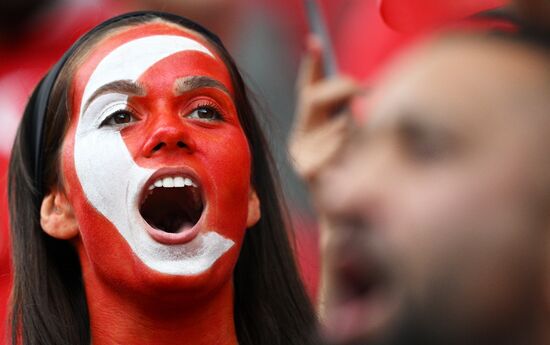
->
[289,36,360,183]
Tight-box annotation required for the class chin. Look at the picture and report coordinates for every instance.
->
[131,247,240,303]
[75,209,240,304]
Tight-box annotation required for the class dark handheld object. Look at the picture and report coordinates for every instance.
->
[304,0,338,76]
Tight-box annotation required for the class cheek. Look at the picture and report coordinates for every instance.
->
[61,125,138,275]
[389,166,544,296]
[194,128,252,234]
[198,128,252,183]
[382,170,487,289]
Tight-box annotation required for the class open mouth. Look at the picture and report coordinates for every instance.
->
[338,259,386,304]
[333,247,397,317]
[324,254,397,344]
[139,174,204,240]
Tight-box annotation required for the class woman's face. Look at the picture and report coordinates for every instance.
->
[60,21,259,295]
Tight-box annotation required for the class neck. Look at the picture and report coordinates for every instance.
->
[78,249,238,345]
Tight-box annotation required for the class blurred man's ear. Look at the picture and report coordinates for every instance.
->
[40,189,79,239]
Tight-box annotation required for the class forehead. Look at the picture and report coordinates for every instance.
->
[71,22,232,114]
[367,36,550,133]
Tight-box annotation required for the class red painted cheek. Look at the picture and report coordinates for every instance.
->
[201,133,252,232]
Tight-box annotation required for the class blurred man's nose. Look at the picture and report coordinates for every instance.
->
[318,142,394,228]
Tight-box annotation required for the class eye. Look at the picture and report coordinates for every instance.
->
[409,137,448,160]
[100,110,136,127]
[187,105,223,121]
[399,119,456,162]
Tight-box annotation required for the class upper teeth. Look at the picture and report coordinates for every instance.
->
[148,176,197,190]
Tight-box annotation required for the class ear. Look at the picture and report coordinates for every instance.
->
[246,188,261,228]
[40,189,79,240]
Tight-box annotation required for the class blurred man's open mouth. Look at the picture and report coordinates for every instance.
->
[139,169,205,244]
[325,250,399,345]
[340,260,386,305]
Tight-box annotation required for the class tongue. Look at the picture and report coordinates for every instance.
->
[154,213,194,234]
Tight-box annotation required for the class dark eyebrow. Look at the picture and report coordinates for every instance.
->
[84,80,146,112]
[174,76,230,96]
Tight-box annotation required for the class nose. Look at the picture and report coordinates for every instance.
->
[319,145,392,227]
[141,123,196,158]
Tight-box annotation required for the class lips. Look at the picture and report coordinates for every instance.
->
[323,244,399,344]
[336,254,386,305]
[139,168,205,245]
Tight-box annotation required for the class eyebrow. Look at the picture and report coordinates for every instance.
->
[174,76,230,96]
[84,80,146,112]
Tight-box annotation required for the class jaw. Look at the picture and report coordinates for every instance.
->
[323,241,402,345]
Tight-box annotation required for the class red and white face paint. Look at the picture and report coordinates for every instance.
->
[64,23,253,279]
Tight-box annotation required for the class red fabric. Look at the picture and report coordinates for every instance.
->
[379,0,508,32]
[333,0,406,82]
[334,0,513,82]
[0,1,131,340]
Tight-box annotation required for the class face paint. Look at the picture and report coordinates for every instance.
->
[65,24,253,279]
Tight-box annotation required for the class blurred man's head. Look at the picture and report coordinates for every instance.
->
[319,32,550,345]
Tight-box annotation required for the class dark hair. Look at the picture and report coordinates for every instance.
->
[8,11,318,345]
[471,7,550,49]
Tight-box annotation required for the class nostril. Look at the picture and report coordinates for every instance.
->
[152,142,165,152]
[177,141,187,149]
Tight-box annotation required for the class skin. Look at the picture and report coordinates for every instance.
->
[295,35,550,345]
[40,22,260,345]
[289,35,360,183]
